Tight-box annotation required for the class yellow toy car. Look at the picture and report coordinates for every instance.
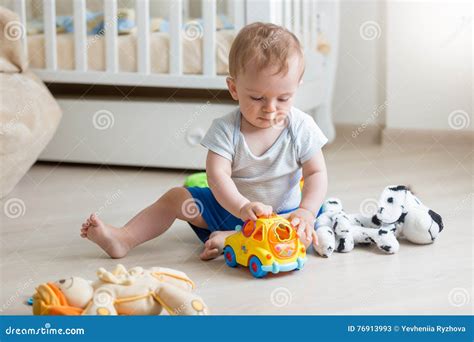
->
[223,214,307,278]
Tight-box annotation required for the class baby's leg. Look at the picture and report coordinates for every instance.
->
[81,187,207,258]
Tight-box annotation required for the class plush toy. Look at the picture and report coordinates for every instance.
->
[313,185,444,257]
[314,198,399,256]
[374,185,444,244]
[33,264,209,316]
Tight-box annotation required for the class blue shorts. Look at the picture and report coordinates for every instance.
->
[185,186,321,243]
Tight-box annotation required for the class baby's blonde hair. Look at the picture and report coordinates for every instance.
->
[228,22,305,80]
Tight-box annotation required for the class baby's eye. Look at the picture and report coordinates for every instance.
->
[278,98,290,102]
[250,96,263,101]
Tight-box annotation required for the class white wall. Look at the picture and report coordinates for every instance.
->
[385,0,472,131]
[333,0,383,126]
[333,0,472,132]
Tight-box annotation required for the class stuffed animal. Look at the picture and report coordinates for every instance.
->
[33,264,209,316]
[314,198,399,256]
[313,185,444,257]
[374,185,444,244]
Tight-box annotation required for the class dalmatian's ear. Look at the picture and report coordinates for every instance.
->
[376,185,410,224]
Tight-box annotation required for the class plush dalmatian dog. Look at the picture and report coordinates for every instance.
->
[375,185,444,244]
[313,185,444,257]
[313,198,399,256]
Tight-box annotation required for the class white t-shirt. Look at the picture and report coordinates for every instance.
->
[201,107,328,212]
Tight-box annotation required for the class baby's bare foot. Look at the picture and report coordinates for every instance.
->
[200,231,235,261]
[80,213,129,259]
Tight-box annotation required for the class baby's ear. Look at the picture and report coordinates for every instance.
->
[226,77,239,101]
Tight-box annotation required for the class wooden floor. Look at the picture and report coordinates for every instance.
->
[1,136,472,315]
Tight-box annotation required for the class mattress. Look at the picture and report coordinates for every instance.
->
[27,30,236,75]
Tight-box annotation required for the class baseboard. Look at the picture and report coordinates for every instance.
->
[334,123,382,145]
[332,124,472,146]
[381,128,473,146]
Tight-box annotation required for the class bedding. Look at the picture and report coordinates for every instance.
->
[26,29,235,74]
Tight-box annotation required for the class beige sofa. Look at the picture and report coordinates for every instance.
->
[0,7,62,197]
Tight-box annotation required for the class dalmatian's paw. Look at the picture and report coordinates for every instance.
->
[333,214,355,253]
[314,226,335,257]
[375,225,400,254]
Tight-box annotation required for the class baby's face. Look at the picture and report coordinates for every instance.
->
[227,54,303,129]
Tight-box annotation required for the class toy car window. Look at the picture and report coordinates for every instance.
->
[275,223,293,241]
[252,228,263,241]
[243,221,256,237]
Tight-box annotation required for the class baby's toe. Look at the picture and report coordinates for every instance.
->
[90,213,102,226]
[200,248,220,261]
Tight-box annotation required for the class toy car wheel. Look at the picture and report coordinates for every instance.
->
[248,256,267,278]
[223,246,238,267]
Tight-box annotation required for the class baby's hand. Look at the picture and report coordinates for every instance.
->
[288,208,316,248]
[239,202,273,221]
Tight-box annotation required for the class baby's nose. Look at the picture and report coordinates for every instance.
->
[262,101,277,113]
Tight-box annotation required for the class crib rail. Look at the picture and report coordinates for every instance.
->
[12,0,329,89]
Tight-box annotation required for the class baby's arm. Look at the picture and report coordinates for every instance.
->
[206,151,272,220]
[288,150,328,246]
[300,149,328,215]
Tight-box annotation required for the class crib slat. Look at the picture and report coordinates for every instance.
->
[283,0,292,30]
[43,0,57,70]
[232,0,245,31]
[169,0,182,75]
[292,0,301,41]
[275,0,283,25]
[136,0,150,74]
[202,0,216,76]
[311,0,318,49]
[302,0,310,49]
[104,0,118,73]
[74,0,87,71]
[183,0,189,20]
[293,0,301,40]
[14,0,27,57]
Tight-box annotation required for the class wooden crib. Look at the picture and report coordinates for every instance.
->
[8,0,340,170]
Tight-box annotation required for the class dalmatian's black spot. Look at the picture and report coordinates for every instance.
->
[328,230,333,235]
[389,185,409,192]
[398,212,407,223]
[372,215,381,226]
[328,200,339,205]
[337,238,346,252]
[381,245,392,252]
[387,197,393,203]
[327,246,333,252]
[333,221,338,230]
[368,237,375,243]
[340,230,349,233]
[428,229,435,241]
[428,209,444,232]
[378,229,388,235]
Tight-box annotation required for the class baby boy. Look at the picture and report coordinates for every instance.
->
[81,22,328,260]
